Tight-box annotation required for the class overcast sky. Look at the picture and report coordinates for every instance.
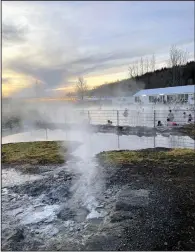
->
[2,1,194,97]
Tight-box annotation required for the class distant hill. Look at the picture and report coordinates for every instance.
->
[89,61,195,97]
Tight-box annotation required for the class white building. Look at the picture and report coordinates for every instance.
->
[133,85,195,105]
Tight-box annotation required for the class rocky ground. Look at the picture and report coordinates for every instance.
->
[2,147,195,251]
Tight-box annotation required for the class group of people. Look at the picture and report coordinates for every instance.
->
[157,110,194,127]
[105,108,193,128]
[107,108,128,125]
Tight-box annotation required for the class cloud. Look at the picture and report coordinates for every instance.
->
[2,1,194,96]
[2,22,28,45]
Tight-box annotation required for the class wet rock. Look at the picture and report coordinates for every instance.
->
[87,217,104,224]
[45,185,70,204]
[21,204,59,225]
[8,228,24,242]
[74,207,89,222]
[57,208,75,221]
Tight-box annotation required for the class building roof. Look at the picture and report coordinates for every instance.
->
[134,85,195,97]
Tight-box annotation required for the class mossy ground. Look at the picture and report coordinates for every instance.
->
[2,141,70,166]
[96,147,195,179]
[97,148,195,167]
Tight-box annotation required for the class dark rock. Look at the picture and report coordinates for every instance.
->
[57,208,75,221]
[110,211,134,223]
[7,228,24,242]
[84,234,122,250]
[115,189,150,211]
[46,185,70,203]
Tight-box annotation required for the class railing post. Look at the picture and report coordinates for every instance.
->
[117,110,119,126]
[45,128,48,140]
[153,110,156,148]
[117,110,120,149]
[88,110,91,124]
[153,109,156,128]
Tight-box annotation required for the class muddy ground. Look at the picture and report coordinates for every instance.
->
[2,147,195,251]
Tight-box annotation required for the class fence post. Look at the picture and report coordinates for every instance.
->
[45,128,48,140]
[153,109,156,128]
[117,110,119,126]
[117,110,120,149]
[88,110,91,124]
[153,110,156,148]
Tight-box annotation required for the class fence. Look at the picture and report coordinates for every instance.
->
[2,109,195,150]
[54,108,194,128]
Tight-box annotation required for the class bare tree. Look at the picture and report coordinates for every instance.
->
[150,54,156,72]
[168,45,189,86]
[144,57,149,73]
[128,64,137,79]
[76,76,88,100]
[140,57,144,75]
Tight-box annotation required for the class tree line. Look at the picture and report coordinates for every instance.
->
[75,45,194,98]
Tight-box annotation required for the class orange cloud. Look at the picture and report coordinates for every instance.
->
[2,70,35,97]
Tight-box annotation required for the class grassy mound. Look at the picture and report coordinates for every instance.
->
[97,148,195,167]
[2,141,72,166]
[96,148,195,178]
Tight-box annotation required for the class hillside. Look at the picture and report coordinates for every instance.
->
[89,61,195,97]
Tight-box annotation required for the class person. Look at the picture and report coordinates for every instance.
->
[157,121,163,126]
[167,110,174,122]
[167,118,177,126]
[183,112,187,119]
[123,108,128,118]
[188,114,193,122]
[107,120,112,125]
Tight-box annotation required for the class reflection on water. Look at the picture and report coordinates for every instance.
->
[2,129,194,151]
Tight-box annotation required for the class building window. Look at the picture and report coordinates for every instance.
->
[135,97,141,103]
[184,94,188,102]
[149,96,155,103]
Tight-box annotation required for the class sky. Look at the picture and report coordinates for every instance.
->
[2,1,194,97]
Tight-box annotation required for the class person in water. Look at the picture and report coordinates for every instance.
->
[123,108,128,118]
[167,118,177,126]
[157,121,163,126]
[167,110,174,122]
[107,120,112,125]
[188,114,193,122]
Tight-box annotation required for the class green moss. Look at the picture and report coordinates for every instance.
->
[2,141,69,165]
[96,148,195,167]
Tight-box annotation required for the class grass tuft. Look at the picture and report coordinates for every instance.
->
[2,141,69,165]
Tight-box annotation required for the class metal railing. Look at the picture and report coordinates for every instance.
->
[2,109,195,150]
[58,109,194,128]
